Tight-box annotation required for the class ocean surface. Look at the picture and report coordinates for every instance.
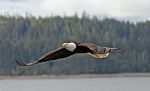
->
[0,76,150,91]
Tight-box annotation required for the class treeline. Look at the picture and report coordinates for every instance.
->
[0,14,150,75]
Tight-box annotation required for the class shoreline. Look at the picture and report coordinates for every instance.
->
[1,73,150,80]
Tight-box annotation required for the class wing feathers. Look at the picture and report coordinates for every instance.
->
[16,60,39,66]
[16,48,74,66]
[78,43,121,54]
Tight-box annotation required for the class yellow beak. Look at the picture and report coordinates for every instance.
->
[62,43,68,48]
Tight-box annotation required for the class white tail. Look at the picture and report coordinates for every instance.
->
[88,53,109,58]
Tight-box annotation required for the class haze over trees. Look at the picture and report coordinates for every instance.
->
[0,14,149,75]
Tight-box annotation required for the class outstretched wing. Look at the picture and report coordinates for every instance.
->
[16,48,75,66]
[76,43,98,53]
[77,43,121,54]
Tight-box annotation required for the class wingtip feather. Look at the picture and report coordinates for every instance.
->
[16,60,40,66]
[16,60,26,66]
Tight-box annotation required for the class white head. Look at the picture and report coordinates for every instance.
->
[62,42,76,52]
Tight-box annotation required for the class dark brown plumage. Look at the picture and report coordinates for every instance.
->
[16,42,121,66]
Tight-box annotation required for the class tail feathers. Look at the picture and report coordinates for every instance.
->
[16,60,39,66]
[88,53,109,59]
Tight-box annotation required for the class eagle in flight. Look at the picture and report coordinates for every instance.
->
[16,42,121,66]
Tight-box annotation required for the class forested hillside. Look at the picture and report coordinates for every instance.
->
[0,14,150,75]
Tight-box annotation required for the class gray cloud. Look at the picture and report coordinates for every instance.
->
[0,0,24,2]
[0,0,150,22]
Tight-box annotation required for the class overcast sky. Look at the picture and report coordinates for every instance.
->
[0,0,150,22]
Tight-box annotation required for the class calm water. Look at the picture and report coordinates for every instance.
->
[0,77,150,91]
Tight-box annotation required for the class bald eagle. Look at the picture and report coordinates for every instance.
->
[16,42,121,66]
